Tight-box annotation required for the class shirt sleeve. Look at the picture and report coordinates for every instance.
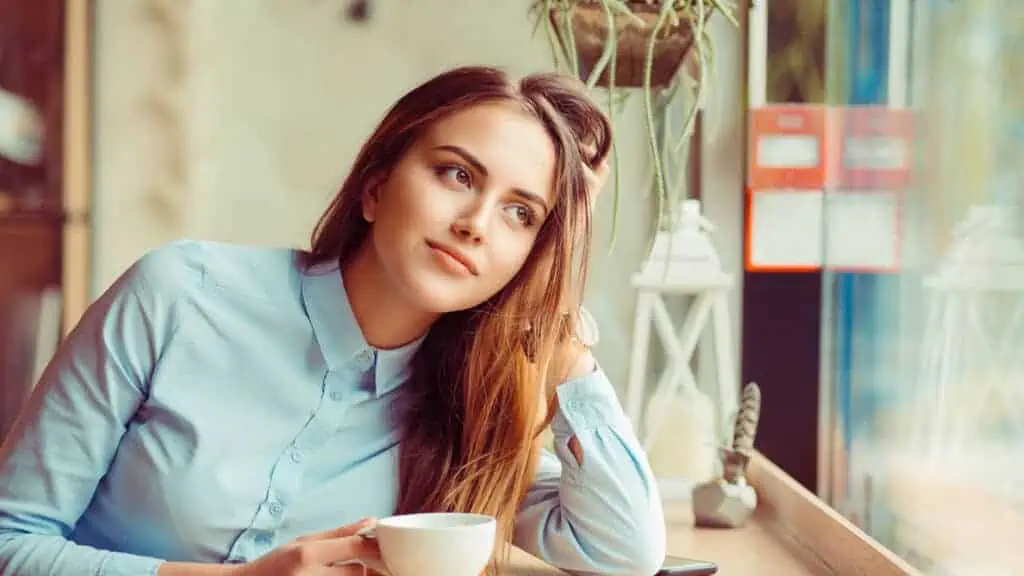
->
[513,367,666,575]
[0,246,190,576]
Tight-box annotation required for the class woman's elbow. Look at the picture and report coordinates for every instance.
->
[590,512,666,575]
[626,518,667,575]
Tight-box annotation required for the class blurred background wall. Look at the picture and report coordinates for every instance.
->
[90,0,747,392]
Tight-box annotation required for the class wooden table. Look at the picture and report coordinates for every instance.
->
[499,452,922,575]
[499,511,821,575]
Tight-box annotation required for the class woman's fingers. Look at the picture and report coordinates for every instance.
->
[298,534,381,566]
[295,517,376,543]
[580,135,611,199]
[583,158,611,199]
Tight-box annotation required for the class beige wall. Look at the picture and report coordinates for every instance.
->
[92,0,744,396]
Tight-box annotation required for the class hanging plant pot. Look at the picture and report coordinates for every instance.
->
[549,1,710,89]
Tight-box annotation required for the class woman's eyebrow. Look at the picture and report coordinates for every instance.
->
[433,145,488,177]
[433,144,549,213]
[510,189,549,214]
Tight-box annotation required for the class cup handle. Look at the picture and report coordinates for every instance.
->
[354,526,389,575]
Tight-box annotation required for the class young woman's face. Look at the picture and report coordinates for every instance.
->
[362,102,558,314]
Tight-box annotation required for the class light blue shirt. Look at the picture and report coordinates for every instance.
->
[0,240,665,576]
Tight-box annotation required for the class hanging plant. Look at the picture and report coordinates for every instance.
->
[531,0,741,243]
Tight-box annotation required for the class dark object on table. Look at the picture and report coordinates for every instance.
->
[658,554,719,575]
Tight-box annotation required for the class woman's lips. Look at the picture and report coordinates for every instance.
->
[427,241,476,277]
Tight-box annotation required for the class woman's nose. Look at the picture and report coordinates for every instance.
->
[451,199,493,244]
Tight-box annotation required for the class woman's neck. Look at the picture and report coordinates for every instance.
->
[341,241,437,350]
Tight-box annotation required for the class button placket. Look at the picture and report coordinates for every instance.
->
[225,371,337,565]
[304,369,346,439]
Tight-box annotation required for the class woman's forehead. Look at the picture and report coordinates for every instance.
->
[417,103,559,205]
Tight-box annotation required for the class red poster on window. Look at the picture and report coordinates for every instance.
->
[747,105,835,190]
[836,106,915,190]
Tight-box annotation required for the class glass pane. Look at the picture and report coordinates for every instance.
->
[821,0,1024,572]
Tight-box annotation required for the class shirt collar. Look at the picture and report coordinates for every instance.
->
[300,259,424,396]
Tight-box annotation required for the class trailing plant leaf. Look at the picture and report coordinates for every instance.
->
[586,0,618,89]
[612,90,632,114]
[643,0,675,233]
[529,0,742,247]
[562,6,580,73]
[603,4,623,249]
[673,0,709,158]
[706,0,740,26]
[604,0,646,23]
[540,0,564,70]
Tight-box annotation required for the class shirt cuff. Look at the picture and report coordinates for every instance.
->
[551,368,631,439]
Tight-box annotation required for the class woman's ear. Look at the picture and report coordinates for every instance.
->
[361,174,385,223]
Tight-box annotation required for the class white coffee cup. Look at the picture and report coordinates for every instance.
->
[357,512,496,576]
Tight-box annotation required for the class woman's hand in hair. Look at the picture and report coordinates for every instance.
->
[582,150,611,202]
[553,340,597,384]
[544,306,598,390]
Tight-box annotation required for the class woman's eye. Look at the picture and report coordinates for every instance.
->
[507,204,535,226]
[438,165,472,188]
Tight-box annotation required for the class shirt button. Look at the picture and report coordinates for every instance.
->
[290,449,302,463]
[354,349,375,371]
[330,389,344,401]
[269,502,284,517]
[254,532,273,547]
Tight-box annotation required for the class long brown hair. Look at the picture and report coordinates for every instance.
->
[304,66,611,546]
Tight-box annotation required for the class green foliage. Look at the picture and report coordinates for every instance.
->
[530,0,741,243]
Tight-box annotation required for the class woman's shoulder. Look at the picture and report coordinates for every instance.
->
[125,239,301,302]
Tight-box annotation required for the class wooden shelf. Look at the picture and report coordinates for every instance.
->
[0,1,91,419]
[62,0,93,334]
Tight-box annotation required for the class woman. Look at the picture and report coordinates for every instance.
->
[0,66,665,575]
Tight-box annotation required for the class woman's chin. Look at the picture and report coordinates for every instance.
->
[403,270,489,315]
